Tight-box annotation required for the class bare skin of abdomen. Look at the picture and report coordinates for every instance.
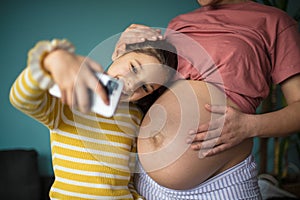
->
[137,80,253,190]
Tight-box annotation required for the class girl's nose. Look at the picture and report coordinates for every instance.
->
[126,79,133,91]
[122,77,136,93]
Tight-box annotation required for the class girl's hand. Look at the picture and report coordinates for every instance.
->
[186,104,252,157]
[43,49,108,113]
[112,24,163,60]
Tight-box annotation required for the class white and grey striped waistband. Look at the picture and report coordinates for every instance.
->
[135,155,262,200]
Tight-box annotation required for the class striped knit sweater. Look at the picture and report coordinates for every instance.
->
[10,67,144,200]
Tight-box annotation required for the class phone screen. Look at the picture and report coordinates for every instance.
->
[48,73,124,117]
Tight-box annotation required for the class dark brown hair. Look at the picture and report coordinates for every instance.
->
[124,39,178,114]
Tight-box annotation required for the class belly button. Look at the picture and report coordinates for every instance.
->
[150,131,165,148]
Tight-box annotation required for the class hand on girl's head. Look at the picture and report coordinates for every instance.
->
[112,24,163,60]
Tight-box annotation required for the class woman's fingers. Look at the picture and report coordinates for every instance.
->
[187,128,222,144]
[202,144,230,157]
[126,24,162,38]
[112,24,163,60]
[190,136,221,150]
[187,104,249,157]
[124,28,162,41]
[121,29,162,42]
[189,136,230,158]
[188,105,227,136]
[205,104,227,114]
[187,114,225,141]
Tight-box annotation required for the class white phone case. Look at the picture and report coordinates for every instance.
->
[48,73,124,117]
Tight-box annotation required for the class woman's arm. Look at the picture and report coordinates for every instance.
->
[188,74,300,156]
[254,74,300,136]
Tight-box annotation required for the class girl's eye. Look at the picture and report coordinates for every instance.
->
[131,64,138,73]
[142,85,149,93]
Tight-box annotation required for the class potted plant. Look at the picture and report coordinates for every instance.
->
[254,0,300,197]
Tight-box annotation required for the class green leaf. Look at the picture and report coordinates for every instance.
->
[296,138,300,156]
[263,0,273,6]
[294,7,300,21]
[277,137,289,184]
[275,0,289,11]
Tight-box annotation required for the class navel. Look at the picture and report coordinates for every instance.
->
[150,130,165,148]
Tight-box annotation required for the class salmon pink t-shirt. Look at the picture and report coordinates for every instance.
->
[166,1,300,113]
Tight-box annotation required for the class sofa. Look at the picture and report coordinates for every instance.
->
[0,149,54,200]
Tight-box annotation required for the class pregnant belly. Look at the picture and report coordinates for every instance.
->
[137,80,252,190]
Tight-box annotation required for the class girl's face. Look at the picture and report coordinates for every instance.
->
[107,52,169,102]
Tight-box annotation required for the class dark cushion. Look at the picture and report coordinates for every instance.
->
[0,149,41,200]
[40,176,54,200]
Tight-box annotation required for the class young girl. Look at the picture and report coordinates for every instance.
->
[9,38,177,199]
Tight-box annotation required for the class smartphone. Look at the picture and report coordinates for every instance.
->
[48,73,124,117]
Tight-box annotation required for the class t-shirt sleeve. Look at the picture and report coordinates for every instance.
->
[271,23,300,84]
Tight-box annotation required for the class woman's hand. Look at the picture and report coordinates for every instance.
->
[43,49,108,113]
[112,24,163,60]
[186,104,252,157]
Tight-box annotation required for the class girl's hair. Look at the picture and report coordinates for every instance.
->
[124,39,178,113]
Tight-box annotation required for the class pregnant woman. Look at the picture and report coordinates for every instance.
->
[113,0,300,199]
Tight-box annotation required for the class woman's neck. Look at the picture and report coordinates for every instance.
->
[218,0,249,5]
[199,0,250,7]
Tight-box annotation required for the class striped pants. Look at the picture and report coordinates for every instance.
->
[134,155,262,200]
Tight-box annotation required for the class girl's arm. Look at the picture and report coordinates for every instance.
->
[9,66,60,128]
[9,39,75,128]
[128,140,145,200]
[10,39,106,127]
[43,49,108,113]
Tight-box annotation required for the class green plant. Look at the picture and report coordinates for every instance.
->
[255,0,300,186]
[260,0,288,10]
[253,0,300,20]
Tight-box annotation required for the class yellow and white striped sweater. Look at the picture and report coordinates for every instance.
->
[10,67,144,200]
